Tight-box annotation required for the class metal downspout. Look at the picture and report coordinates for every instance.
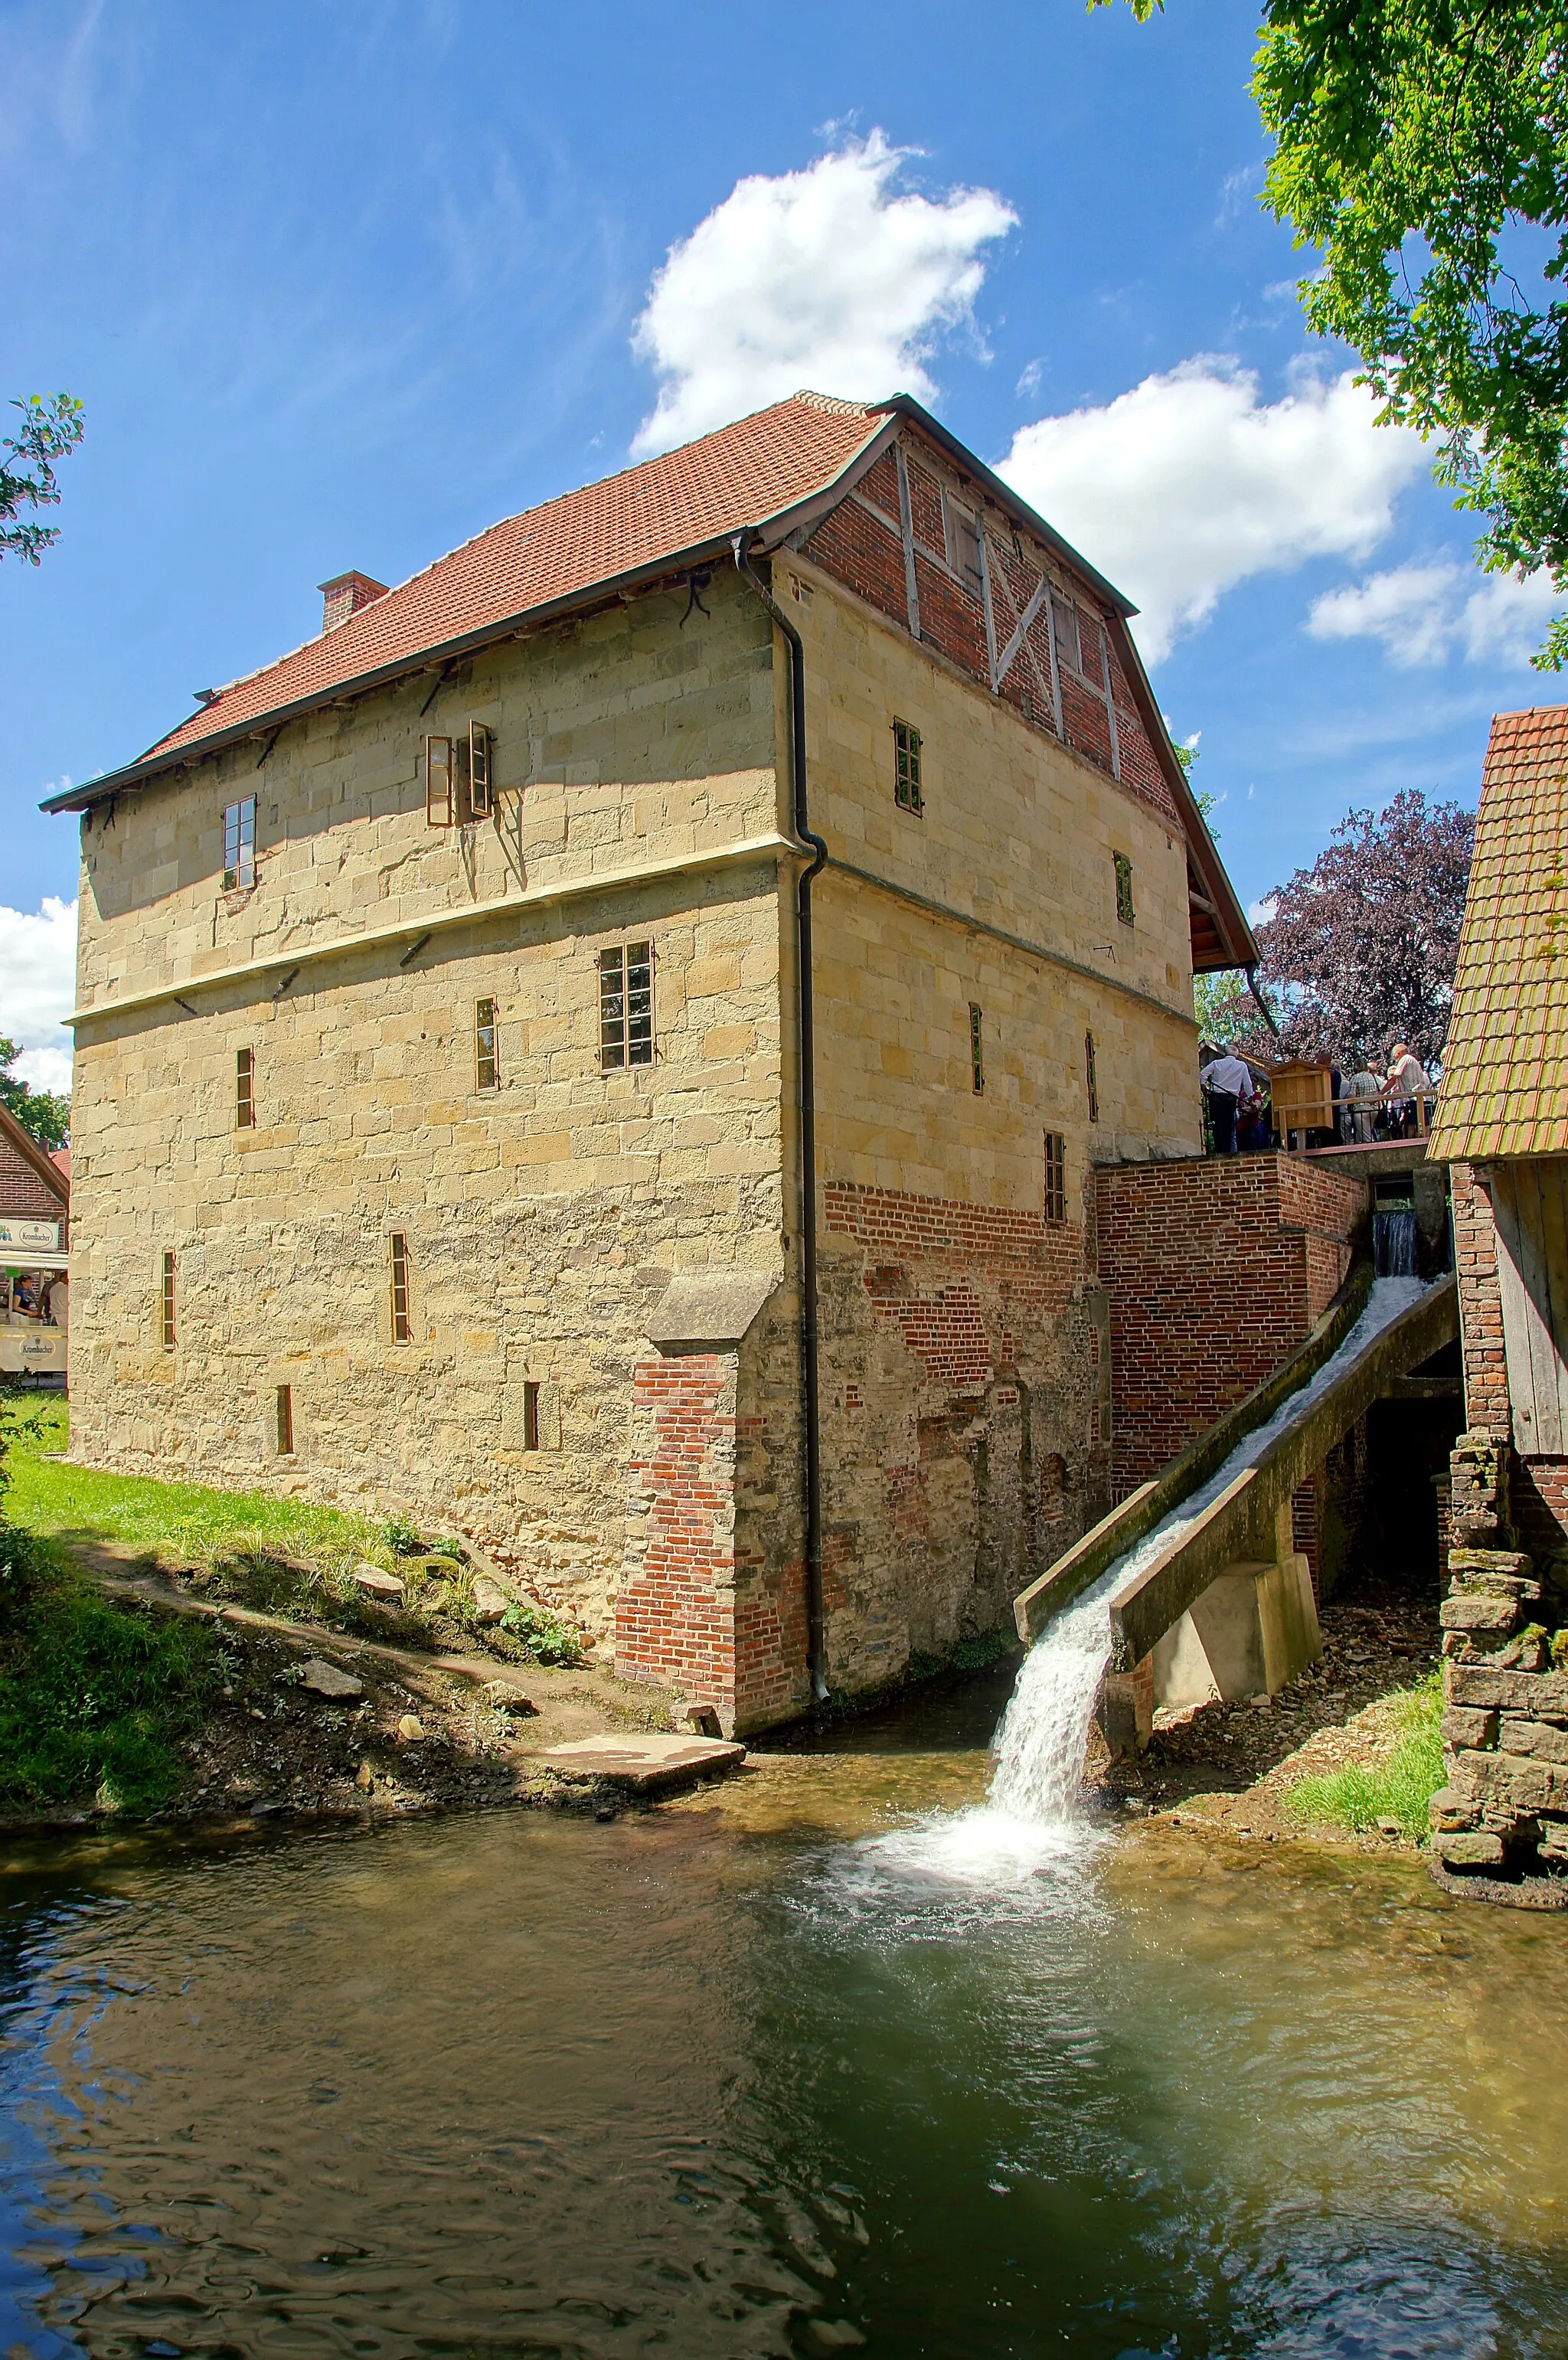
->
[731,531,829,1702]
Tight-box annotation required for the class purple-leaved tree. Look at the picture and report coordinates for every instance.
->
[1251,789,1475,1071]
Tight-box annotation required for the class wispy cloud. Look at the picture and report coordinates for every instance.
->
[1307,558,1560,669]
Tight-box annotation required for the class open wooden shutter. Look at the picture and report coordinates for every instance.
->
[468,722,492,819]
[1489,1159,1568,1453]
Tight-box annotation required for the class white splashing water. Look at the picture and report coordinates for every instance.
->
[851,1278,1429,1895]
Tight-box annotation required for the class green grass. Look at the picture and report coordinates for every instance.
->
[1282,1670,1445,1844]
[1,1392,580,1666]
[0,1567,220,1814]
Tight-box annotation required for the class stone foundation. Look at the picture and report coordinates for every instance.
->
[1430,1433,1568,1884]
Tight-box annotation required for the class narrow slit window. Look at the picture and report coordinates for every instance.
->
[893,719,923,813]
[161,1249,176,1349]
[222,797,256,891]
[599,941,654,1070]
[276,1384,294,1456]
[1113,853,1135,927]
[1085,1029,1099,1125]
[426,735,455,828]
[236,1045,255,1129]
[390,1232,411,1343]
[467,721,493,819]
[475,998,498,1092]
[1044,1133,1067,1224]
[969,1003,985,1095]
[523,1380,541,1453]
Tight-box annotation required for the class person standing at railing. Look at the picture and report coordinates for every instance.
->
[1385,1041,1429,1139]
[1200,1049,1253,1154]
[1344,1055,1381,1145]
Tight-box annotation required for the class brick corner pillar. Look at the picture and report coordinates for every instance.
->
[616,1352,742,1729]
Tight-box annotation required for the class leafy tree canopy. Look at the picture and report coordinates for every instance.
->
[1093,0,1568,665]
[1,394,85,567]
[1210,789,1475,1071]
[0,1038,69,1155]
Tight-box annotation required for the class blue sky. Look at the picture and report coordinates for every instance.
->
[1,0,1554,1093]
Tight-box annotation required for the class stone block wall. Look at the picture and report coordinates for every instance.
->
[1431,1434,1568,1885]
[814,1180,1110,1685]
[1095,1152,1367,1493]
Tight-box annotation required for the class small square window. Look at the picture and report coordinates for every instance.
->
[599,942,654,1070]
[475,998,498,1092]
[161,1249,176,1349]
[390,1232,411,1343]
[236,1046,255,1129]
[1085,1029,1099,1126]
[1113,853,1135,927]
[1044,1133,1067,1224]
[223,798,255,891]
[893,719,923,813]
[969,1003,985,1096]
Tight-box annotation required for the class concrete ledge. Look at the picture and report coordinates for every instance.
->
[540,1734,746,1793]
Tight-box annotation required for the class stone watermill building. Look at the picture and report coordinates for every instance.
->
[47,391,1256,1731]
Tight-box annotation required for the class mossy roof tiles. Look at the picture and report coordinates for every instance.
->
[1429,701,1568,1163]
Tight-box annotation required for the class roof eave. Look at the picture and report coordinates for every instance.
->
[868,393,1138,620]
[0,1103,70,1202]
[41,423,897,822]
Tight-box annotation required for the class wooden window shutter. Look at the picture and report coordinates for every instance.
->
[468,722,493,819]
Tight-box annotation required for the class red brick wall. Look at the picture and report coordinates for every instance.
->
[0,1126,68,1224]
[1095,1152,1367,1491]
[616,1355,739,1719]
[801,428,1179,829]
[1452,1162,1509,1437]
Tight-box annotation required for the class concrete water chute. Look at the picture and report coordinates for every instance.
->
[1014,1270,1459,1754]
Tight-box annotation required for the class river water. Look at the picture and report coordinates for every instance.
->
[3,1671,1567,2360]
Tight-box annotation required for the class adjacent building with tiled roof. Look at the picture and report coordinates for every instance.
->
[1430,702,1568,1164]
[1432,703,1568,1658]
[51,388,1256,1731]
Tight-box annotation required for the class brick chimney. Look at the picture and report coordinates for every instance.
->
[318,570,388,633]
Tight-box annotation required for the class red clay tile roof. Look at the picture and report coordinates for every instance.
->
[1430,702,1568,1162]
[139,394,884,772]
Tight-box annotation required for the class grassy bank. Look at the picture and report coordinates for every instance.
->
[0,1408,222,1813]
[1281,1671,1444,1843]
[2,1395,583,1669]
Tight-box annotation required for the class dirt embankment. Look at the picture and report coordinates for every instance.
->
[10,1548,684,1833]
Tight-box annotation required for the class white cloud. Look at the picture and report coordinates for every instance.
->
[1248,894,1278,926]
[0,897,77,1099]
[631,131,1017,456]
[1307,558,1560,669]
[996,359,1427,662]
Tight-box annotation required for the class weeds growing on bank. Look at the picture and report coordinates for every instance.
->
[0,1397,221,1812]
[1282,1671,1445,1843]
[2,1392,583,1669]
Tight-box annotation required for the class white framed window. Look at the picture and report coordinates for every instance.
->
[223,797,256,891]
[599,942,655,1070]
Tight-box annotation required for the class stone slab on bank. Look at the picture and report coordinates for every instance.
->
[541,1734,746,1793]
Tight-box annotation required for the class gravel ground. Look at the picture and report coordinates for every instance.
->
[1098,1577,1441,1845]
